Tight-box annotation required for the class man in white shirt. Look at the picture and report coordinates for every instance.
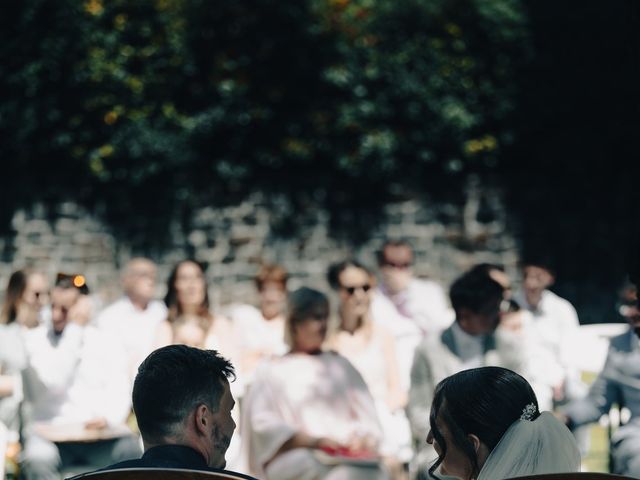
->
[513,258,582,405]
[21,276,140,480]
[370,239,453,392]
[96,258,167,382]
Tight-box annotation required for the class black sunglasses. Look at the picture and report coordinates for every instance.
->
[342,284,372,295]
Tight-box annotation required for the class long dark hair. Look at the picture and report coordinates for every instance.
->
[0,270,29,324]
[164,260,211,325]
[428,367,539,479]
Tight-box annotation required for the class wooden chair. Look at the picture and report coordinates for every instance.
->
[69,467,259,480]
[507,473,634,480]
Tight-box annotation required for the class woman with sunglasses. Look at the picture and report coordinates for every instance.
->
[325,260,411,480]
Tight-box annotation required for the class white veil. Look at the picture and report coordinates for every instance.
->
[477,412,581,480]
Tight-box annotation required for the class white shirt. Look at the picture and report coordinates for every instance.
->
[96,297,167,381]
[515,289,580,388]
[22,324,131,427]
[451,321,486,370]
[371,278,454,392]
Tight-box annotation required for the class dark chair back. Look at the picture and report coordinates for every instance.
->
[507,474,634,480]
[69,468,258,480]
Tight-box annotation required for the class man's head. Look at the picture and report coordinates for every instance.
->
[520,257,555,307]
[450,270,504,336]
[51,273,90,334]
[122,258,157,307]
[132,345,236,469]
[377,239,414,293]
[254,264,288,320]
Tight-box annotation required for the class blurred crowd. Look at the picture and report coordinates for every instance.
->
[1,238,639,479]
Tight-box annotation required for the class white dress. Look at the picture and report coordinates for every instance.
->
[240,351,388,480]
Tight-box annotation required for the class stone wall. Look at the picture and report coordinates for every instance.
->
[0,186,520,311]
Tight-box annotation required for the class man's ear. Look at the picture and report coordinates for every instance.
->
[194,404,210,436]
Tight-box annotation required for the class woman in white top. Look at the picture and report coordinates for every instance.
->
[241,287,388,480]
[425,366,580,480]
[325,260,411,478]
[155,260,235,355]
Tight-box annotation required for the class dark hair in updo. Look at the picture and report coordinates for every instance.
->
[428,367,539,479]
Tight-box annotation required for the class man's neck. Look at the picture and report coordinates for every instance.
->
[128,295,150,311]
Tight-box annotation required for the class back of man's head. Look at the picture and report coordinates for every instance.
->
[450,269,504,316]
[132,345,235,445]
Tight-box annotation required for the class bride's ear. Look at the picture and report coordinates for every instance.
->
[467,434,481,453]
[468,434,491,469]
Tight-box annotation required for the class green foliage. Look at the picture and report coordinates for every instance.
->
[0,0,530,239]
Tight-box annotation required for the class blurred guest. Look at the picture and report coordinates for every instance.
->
[21,274,139,480]
[371,239,453,392]
[467,263,555,409]
[1,270,46,460]
[325,260,411,479]
[155,260,242,469]
[96,258,167,381]
[155,261,234,352]
[0,269,49,328]
[241,287,388,480]
[226,264,289,389]
[559,282,640,477]
[171,314,208,349]
[514,257,582,405]
[407,268,533,480]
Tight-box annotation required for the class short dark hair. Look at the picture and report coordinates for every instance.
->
[327,260,371,290]
[429,367,539,479]
[132,345,235,443]
[449,270,504,314]
[376,238,413,265]
[519,254,556,277]
[285,287,329,346]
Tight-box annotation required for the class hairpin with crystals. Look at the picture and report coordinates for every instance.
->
[520,403,538,421]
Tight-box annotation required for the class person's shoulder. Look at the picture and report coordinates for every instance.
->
[410,277,444,292]
[609,328,635,352]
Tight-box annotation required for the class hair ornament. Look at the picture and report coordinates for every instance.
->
[520,402,537,421]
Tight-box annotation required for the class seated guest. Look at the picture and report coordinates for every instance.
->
[559,282,640,477]
[21,274,140,480]
[226,263,289,390]
[1,269,46,472]
[155,260,236,359]
[426,367,579,480]
[171,314,208,348]
[371,239,453,394]
[241,287,389,480]
[325,260,411,479]
[82,345,256,479]
[0,268,49,328]
[1,270,47,437]
[96,258,167,382]
[407,268,535,479]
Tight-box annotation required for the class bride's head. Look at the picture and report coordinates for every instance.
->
[427,367,539,480]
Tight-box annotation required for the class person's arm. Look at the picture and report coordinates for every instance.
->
[407,342,435,444]
[89,331,132,427]
[153,320,173,349]
[0,375,15,397]
[561,345,621,428]
[380,326,407,411]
